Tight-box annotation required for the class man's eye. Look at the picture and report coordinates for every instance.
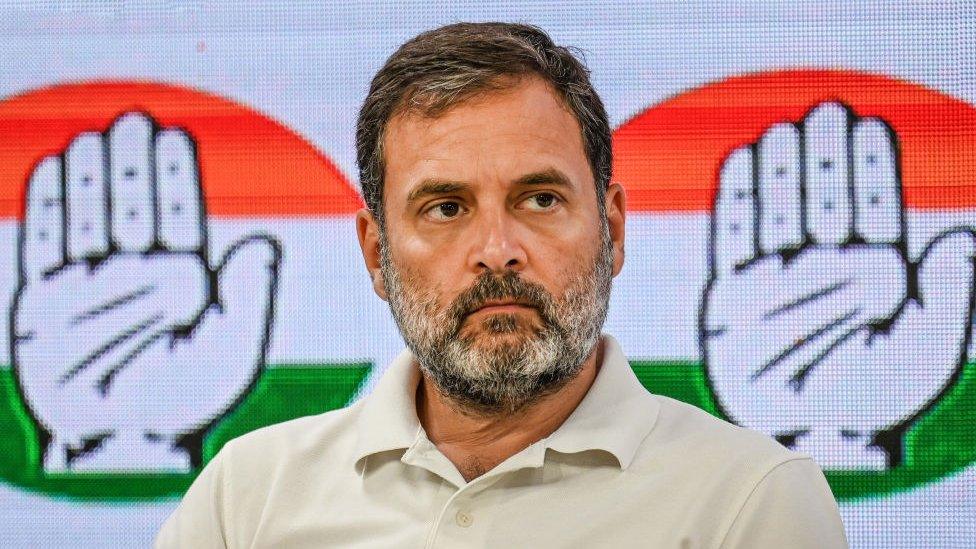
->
[427,201,462,220]
[524,192,559,210]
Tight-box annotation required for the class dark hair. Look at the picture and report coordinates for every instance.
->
[355,22,612,225]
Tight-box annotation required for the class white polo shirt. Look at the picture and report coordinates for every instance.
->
[155,335,848,548]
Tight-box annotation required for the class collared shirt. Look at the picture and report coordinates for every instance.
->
[155,335,848,548]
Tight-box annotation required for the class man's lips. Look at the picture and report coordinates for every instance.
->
[467,301,538,316]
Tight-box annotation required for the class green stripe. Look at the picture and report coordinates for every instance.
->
[0,359,973,502]
[203,364,371,460]
[0,365,369,501]
[629,360,976,502]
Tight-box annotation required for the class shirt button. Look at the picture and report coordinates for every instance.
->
[455,510,474,528]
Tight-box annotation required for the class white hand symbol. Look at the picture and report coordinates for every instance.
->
[11,113,280,472]
[702,102,976,470]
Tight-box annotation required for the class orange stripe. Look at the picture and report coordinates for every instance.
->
[613,69,976,211]
[1,73,972,219]
[0,81,363,219]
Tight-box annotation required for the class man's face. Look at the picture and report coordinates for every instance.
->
[357,75,626,414]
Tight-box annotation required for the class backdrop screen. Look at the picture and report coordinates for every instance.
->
[0,2,974,547]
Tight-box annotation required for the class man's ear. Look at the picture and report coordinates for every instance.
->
[605,183,626,277]
[356,208,389,301]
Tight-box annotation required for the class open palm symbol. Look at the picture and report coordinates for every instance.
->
[702,102,976,470]
[11,112,281,472]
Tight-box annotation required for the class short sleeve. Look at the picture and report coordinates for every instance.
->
[154,442,233,549]
[719,457,849,548]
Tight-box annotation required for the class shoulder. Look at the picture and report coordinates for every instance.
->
[634,394,807,481]
[219,399,366,472]
[624,395,840,541]
[155,402,367,547]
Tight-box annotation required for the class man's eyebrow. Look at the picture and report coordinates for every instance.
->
[405,169,572,203]
[406,180,467,203]
[514,168,573,188]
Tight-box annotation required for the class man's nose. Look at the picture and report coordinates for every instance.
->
[469,210,528,273]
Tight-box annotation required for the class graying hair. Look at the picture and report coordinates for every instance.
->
[356,22,612,226]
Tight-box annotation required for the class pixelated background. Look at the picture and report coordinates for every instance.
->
[0,1,974,547]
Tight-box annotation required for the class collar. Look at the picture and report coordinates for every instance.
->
[543,335,660,469]
[352,334,660,470]
[352,346,422,464]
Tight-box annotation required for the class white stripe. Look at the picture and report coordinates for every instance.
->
[2,209,976,366]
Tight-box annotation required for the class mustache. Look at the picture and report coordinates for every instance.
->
[446,271,556,328]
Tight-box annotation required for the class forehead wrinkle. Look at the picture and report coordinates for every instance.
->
[387,77,582,160]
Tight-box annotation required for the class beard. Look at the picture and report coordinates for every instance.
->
[379,226,614,416]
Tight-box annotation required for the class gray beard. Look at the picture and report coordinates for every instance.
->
[379,227,614,416]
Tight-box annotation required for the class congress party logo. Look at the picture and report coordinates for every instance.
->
[615,70,976,501]
[0,82,369,500]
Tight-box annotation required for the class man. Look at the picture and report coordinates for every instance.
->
[156,22,848,547]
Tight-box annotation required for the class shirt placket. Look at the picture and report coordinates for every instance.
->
[423,477,493,548]
[416,438,549,548]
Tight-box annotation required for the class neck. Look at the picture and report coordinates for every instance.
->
[416,339,603,482]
